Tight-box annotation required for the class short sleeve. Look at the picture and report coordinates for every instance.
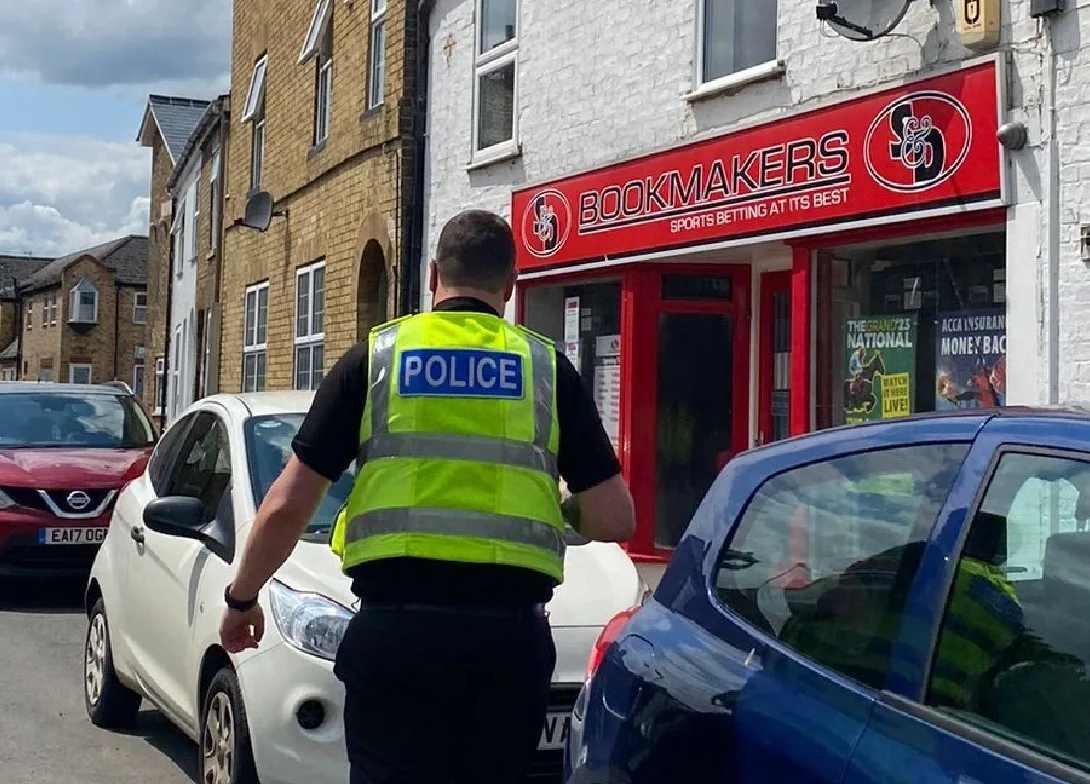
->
[554,350,622,494]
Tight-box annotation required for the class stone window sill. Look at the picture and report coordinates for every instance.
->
[466,140,522,172]
[683,59,787,104]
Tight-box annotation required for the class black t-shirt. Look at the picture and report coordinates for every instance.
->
[291,296,621,606]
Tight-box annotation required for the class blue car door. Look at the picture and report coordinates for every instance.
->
[582,417,984,784]
[844,415,1090,784]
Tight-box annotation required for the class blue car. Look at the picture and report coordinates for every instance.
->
[566,409,1090,784]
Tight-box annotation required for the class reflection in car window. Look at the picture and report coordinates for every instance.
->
[148,414,194,495]
[0,392,155,448]
[715,444,969,690]
[244,414,354,538]
[927,451,1090,774]
[165,412,231,523]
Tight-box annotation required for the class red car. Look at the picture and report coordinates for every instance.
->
[0,382,156,578]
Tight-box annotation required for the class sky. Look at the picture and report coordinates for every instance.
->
[0,1,232,257]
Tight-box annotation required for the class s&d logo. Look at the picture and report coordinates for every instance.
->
[864,90,973,194]
[520,189,572,259]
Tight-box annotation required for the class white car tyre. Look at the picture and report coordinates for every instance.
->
[200,667,259,784]
[84,598,142,728]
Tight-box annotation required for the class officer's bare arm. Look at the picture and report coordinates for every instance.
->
[565,475,636,543]
[230,455,331,600]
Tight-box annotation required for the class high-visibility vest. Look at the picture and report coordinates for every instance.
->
[328,310,566,583]
[929,558,1023,708]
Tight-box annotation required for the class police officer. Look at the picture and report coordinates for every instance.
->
[219,209,636,784]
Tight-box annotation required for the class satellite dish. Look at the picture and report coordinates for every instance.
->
[816,0,913,42]
[241,190,275,232]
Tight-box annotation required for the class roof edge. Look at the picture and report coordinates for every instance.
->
[136,101,175,163]
[165,95,231,191]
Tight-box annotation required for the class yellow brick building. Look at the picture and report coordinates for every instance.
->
[221,0,416,392]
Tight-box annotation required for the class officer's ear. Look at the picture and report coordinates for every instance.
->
[428,260,439,294]
[502,269,516,302]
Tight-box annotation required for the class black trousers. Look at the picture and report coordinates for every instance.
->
[333,603,557,784]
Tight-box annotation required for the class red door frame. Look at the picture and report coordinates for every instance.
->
[757,269,792,447]
[516,262,751,561]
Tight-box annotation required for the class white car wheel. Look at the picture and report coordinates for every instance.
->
[83,598,142,728]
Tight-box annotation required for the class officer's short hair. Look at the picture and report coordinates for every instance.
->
[435,210,516,292]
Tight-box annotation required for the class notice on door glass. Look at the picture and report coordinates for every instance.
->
[593,335,621,453]
[562,297,582,370]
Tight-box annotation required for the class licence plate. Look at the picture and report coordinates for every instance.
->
[539,711,570,750]
[37,527,107,545]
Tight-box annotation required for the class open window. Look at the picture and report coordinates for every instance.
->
[241,55,268,190]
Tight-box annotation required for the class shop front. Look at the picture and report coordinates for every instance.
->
[512,55,1010,562]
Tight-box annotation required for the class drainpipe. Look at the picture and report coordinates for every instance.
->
[1045,21,1060,404]
[11,277,22,379]
[113,282,121,380]
[400,0,435,316]
[160,199,176,433]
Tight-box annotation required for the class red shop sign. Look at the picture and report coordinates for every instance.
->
[512,59,1004,272]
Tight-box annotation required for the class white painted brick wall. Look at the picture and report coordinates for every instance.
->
[421,0,1090,405]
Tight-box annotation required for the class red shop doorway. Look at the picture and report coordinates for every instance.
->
[626,265,751,557]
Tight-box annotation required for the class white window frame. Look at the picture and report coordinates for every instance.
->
[210,147,222,251]
[693,0,782,92]
[314,28,333,145]
[0,367,15,382]
[68,278,99,324]
[42,296,48,327]
[69,363,92,385]
[243,281,269,393]
[133,291,148,324]
[368,0,387,110]
[241,55,268,123]
[294,262,326,390]
[172,204,185,276]
[298,0,333,63]
[251,117,265,191]
[154,357,165,413]
[471,0,519,161]
[25,301,31,328]
[133,363,145,398]
[48,293,57,325]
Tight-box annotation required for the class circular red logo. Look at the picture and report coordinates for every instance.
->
[520,189,572,259]
[864,90,973,194]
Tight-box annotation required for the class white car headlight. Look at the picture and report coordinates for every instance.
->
[267,579,353,661]
[0,488,14,510]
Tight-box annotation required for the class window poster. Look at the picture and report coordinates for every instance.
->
[562,296,581,371]
[842,315,917,424]
[592,335,621,454]
[935,308,1006,410]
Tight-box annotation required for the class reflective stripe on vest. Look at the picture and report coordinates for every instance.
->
[345,319,562,558]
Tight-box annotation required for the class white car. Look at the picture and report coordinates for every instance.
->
[81,391,646,784]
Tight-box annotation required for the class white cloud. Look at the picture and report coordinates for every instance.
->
[0,1,231,88]
[0,134,150,257]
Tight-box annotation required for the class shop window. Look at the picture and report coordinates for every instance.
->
[523,280,622,453]
[815,231,1006,431]
[662,273,733,301]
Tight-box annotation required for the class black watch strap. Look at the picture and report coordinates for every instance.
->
[224,584,258,612]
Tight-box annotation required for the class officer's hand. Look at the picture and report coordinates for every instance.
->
[219,605,265,653]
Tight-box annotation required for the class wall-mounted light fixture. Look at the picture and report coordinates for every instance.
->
[997,122,1029,152]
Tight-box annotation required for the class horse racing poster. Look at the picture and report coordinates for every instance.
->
[935,309,1006,410]
[842,315,917,424]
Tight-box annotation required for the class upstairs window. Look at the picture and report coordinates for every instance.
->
[300,0,334,144]
[210,147,222,251]
[473,0,517,157]
[368,0,386,109]
[241,55,268,191]
[25,301,31,328]
[133,291,148,324]
[699,0,778,84]
[68,278,99,324]
[47,293,57,325]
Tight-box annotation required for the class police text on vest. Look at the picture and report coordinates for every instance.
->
[398,348,525,399]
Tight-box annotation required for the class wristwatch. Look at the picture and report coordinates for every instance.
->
[224,584,259,612]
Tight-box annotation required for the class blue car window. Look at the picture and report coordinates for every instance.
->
[715,443,969,690]
[926,451,1090,774]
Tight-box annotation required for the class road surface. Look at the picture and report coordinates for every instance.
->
[0,578,196,784]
